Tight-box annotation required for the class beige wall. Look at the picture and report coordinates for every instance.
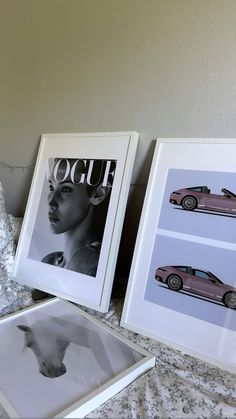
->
[1,0,236,272]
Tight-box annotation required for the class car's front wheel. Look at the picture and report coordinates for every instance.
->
[167,274,183,291]
[181,195,197,211]
[223,292,236,309]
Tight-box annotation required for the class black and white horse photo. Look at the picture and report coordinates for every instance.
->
[17,315,140,379]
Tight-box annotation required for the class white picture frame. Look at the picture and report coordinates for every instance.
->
[0,298,155,418]
[121,138,236,373]
[13,132,139,312]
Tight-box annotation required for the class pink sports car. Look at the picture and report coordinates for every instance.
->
[170,186,236,213]
[155,265,236,309]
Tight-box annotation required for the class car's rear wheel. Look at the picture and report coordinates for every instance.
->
[223,292,236,309]
[167,274,183,291]
[181,195,197,211]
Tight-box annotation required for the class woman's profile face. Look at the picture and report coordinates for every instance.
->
[47,174,91,234]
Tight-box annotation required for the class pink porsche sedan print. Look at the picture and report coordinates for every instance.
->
[155,265,236,309]
[169,186,236,213]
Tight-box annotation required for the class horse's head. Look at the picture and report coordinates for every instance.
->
[17,324,69,378]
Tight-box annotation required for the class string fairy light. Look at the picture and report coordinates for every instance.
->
[0,160,33,172]
[0,160,145,190]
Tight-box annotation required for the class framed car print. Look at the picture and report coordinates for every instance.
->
[13,132,139,312]
[121,138,236,373]
[0,298,155,418]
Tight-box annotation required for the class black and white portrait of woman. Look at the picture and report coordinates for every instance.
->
[28,158,117,278]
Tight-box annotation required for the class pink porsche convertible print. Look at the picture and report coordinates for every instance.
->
[169,186,236,213]
[155,265,236,309]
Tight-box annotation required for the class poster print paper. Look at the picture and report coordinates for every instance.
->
[0,299,154,418]
[144,168,236,330]
[158,168,236,243]
[121,139,236,372]
[13,132,139,311]
[28,158,117,277]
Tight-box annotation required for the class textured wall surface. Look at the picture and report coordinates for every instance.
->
[1,0,236,273]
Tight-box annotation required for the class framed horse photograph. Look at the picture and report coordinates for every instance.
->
[0,298,155,418]
[13,132,139,312]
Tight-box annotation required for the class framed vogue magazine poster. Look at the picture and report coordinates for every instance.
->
[121,138,236,373]
[13,132,138,312]
[0,298,155,418]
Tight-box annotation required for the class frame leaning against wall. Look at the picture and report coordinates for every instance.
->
[13,132,139,312]
[121,138,236,373]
